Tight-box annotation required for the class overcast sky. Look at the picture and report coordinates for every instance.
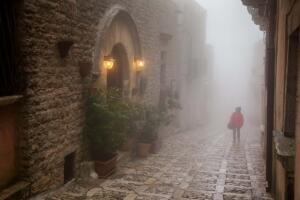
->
[195,0,264,125]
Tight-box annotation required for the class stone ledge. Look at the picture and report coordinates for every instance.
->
[0,96,23,107]
[273,130,295,172]
[0,181,31,200]
[273,130,295,157]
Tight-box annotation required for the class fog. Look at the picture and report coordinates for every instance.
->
[196,0,265,129]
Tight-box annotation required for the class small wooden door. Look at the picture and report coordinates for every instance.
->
[0,104,18,189]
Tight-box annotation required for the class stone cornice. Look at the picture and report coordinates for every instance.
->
[241,0,270,31]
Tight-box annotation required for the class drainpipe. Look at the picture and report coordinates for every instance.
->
[265,0,277,193]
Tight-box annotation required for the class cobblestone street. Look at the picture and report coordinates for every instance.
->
[39,128,273,200]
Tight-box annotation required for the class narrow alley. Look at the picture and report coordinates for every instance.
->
[38,128,272,200]
[1,0,300,199]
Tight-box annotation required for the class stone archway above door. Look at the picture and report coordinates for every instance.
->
[93,5,143,98]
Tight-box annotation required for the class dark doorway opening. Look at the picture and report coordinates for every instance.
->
[283,28,299,138]
[107,44,129,95]
[64,152,76,184]
[283,28,299,200]
[287,176,294,200]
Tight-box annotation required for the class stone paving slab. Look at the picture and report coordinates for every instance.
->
[36,128,273,200]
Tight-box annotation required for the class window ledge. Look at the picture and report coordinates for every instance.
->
[0,95,23,107]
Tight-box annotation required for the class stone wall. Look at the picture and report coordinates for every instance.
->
[16,0,163,195]
[171,0,208,129]
[272,0,300,199]
[158,0,180,91]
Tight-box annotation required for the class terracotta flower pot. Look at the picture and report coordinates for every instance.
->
[137,143,151,158]
[94,153,118,178]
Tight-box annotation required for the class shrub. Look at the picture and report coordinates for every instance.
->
[139,106,160,143]
[84,89,130,160]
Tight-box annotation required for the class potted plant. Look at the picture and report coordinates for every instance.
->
[163,90,182,126]
[121,103,144,151]
[84,89,128,178]
[151,109,163,154]
[137,106,160,157]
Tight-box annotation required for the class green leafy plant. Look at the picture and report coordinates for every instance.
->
[126,102,145,138]
[160,91,181,126]
[84,89,130,160]
[167,92,181,110]
[139,106,160,143]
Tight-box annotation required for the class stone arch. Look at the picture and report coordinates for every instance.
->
[93,5,142,96]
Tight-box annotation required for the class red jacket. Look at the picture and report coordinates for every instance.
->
[230,112,244,128]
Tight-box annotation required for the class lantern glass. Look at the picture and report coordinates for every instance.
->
[135,59,145,71]
[103,56,115,70]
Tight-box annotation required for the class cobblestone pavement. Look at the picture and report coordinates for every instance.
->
[39,128,273,200]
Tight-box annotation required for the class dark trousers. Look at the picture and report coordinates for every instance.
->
[233,127,240,142]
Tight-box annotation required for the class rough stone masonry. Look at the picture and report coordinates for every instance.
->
[15,0,164,195]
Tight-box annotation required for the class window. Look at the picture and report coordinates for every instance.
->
[0,1,21,97]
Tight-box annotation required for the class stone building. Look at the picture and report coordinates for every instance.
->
[0,0,209,199]
[156,0,181,113]
[202,44,215,125]
[242,0,300,199]
[171,0,210,130]
[0,0,160,197]
[248,39,265,126]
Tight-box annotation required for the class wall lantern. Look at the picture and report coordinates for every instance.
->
[134,57,145,71]
[103,56,115,70]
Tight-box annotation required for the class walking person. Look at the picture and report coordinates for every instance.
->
[228,107,244,143]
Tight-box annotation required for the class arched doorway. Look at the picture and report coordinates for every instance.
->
[93,6,143,98]
[107,43,130,94]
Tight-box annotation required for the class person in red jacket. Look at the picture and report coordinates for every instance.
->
[229,107,244,142]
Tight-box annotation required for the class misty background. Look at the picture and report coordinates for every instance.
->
[196,0,265,128]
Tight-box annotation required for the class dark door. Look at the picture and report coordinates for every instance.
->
[107,44,129,94]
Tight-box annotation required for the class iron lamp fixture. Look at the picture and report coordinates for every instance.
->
[134,57,145,71]
[103,56,115,70]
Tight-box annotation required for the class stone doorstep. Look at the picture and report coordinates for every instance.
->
[0,181,30,200]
